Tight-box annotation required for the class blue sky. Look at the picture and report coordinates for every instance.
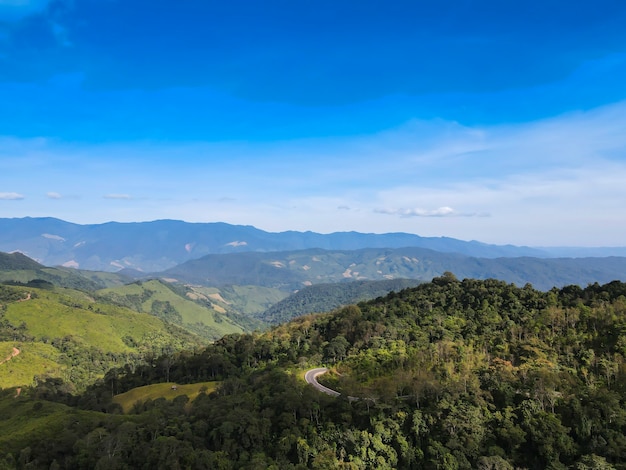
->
[1,0,626,246]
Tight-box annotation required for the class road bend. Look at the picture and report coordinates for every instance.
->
[304,367,341,397]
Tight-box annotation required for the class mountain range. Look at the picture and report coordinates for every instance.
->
[4,217,626,273]
[162,247,626,292]
[3,218,626,468]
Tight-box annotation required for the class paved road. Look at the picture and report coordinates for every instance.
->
[304,367,341,397]
[305,368,392,403]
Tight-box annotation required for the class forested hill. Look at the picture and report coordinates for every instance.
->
[5,275,626,468]
[260,278,423,324]
[0,251,43,270]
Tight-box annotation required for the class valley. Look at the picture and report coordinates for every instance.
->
[1,274,626,468]
[1,219,626,468]
[3,2,624,467]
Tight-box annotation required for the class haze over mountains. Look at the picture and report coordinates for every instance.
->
[163,247,626,292]
[2,217,626,274]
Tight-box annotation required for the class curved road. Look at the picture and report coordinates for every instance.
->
[304,367,341,397]
[306,368,395,403]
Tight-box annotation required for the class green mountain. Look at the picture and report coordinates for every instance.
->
[188,284,289,318]
[0,251,43,270]
[0,283,204,391]
[4,276,626,468]
[96,279,255,339]
[65,268,134,288]
[163,246,626,291]
[0,252,129,291]
[0,251,284,336]
[260,278,423,324]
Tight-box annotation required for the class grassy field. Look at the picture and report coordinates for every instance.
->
[4,290,176,353]
[203,284,289,316]
[0,267,103,291]
[0,341,63,389]
[112,381,220,413]
[1,284,205,390]
[98,279,245,339]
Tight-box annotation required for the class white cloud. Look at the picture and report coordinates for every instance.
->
[46,192,62,199]
[375,206,458,217]
[376,206,491,218]
[0,100,625,246]
[0,192,24,200]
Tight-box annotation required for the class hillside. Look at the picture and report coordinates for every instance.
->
[0,283,204,391]
[96,279,255,339]
[163,246,626,291]
[188,284,289,318]
[0,252,126,291]
[0,251,44,270]
[3,276,626,468]
[260,278,423,324]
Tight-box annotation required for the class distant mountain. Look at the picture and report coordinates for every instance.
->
[535,246,626,257]
[0,217,556,272]
[162,247,626,291]
[260,278,424,324]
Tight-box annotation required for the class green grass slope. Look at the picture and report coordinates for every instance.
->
[112,381,219,413]
[0,342,62,390]
[0,252,43,270]
[62,267,134,288]
[0,284,204,390]
[97,279,247,340]
[0,267,102,291]
[190,284,289,316]
[0,251,138,291]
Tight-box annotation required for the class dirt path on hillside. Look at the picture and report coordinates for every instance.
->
[0,347,20,365]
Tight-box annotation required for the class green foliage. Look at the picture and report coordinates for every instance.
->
[97,279,247,340]
[0,267,105,291]
[0,342,62,390]
[5,276,626,469]
[0,284,205,391]
[261,278,423,324]
[0,252,43,271]
[217,284,289,316]
[112,381,219,413]
[165,247,626,291]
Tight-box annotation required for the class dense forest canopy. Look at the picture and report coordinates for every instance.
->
[2,274,626,469]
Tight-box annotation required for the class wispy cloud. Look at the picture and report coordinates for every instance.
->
[0,99,625,245]
[103,194,132,200]
[374,206,485,218]
[0,192,24,200]
[46,192,62,199]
